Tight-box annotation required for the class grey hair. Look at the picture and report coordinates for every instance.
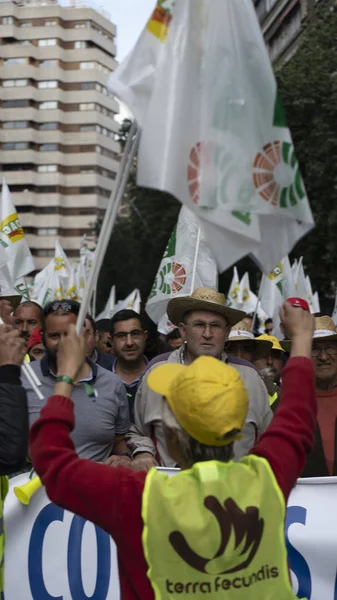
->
[162,400,234,468]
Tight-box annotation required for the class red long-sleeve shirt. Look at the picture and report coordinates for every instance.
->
[30,357,316,600]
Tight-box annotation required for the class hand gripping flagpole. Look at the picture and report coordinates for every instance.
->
[76,121,140,334]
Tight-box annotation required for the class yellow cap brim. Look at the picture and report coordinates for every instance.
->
[147,363,187,397]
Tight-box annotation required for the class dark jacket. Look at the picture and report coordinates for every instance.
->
[301,425,333,477]
[95,351,114,371]
[0,365,29,475]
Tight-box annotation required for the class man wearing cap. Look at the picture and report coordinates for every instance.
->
[135,288,273,466]
[30,301,316,600]
[298,316,337,477]
[225,321,273,365]
[254,334,287,409]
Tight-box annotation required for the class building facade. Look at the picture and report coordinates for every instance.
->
[0,0,120,269]
[255,0,314,65]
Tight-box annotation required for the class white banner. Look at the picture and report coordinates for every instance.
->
[4,473,337,599]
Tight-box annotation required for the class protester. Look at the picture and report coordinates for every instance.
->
[0,299,29,598]
[297,316,337,477]
[166,328,183,350]
[95,319,113,355]
[141,310,173,360]
[110,309,148,423]
[225,320,272,364]
[254,334,287,409]
[30,302,315,600]
[13,301,43,346]
[265,318,274,335]
[135,288,273,466]
[22,300,155,467]
[255,334,286,377]
[241,312,254,332]
[85,314,114,370]
[27,327,45,361]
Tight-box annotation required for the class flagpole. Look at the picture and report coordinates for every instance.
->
[190,226,201,293]
[76,121,139,333]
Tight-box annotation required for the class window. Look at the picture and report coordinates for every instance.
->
[3,79,28,87]
[3,121,28,129]
[80,62,95,69]
[3,100,29,108]
[39,144,57,151]
[36,249,55,256]
[79,82,95,90]
[45,20,57,26]
[2,16,14,25]
[79,125,96,131]
[79,103,95,111]
[39,101,58,110]
[2,142,28,150]
[3,58,27,66]
[74,22,88,28]
[37,228,58,236]
[38,81,58,89]
[80,167,95,174]
[74,41,87,49]
[38,122,58,130]
[40,60,57,67]
[38,39,57,46]
[20,21,32,27]
[37,165,57,172]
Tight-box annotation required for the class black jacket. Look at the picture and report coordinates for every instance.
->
[0,365,28,476]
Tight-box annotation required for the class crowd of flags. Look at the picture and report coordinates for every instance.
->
[0,1,330,330]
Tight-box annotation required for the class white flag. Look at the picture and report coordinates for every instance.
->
[312,291,320,314]
[293,257,309,304]
[259,264,285,322]
[239,272,267,323]
[76,259,87,301]
[109,0,314,274]
[146,205,217,323]
[281,256,296,299]
[0,179,35,293]
[96,285,116,320]
[54,241,71,280]
[65,265,79,301]
[305,275,314,313]
[226,267,242,309]
[114,289,142,316]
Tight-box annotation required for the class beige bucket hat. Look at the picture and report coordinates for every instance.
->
[281,315,337,351]
[225,321,273,360]
[167,288,246,328]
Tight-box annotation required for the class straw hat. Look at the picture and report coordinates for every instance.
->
[281,315,337,351]
[225,321,273,360]
[167,288,246,328]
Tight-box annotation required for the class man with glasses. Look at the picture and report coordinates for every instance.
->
[135,288,272,467]
[110,310,148,423]
[22,300,153,468]
[300,315,337,477]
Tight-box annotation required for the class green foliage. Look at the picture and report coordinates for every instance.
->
[275,0,337,312]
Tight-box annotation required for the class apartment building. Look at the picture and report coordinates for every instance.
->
[255,0,314,65]
[0,0,120,269]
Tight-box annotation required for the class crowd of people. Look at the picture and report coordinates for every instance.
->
[0,286,335,598]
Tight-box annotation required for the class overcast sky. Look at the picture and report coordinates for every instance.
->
[102,0,155,60]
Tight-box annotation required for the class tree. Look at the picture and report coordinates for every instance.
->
[275,0,337,313]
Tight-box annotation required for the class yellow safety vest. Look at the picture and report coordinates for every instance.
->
[269,392,278,406]
[142,457,300,599]
[0,477,8,597]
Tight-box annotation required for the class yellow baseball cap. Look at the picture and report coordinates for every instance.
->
[256,334,285,353]
[147,356,249,447]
